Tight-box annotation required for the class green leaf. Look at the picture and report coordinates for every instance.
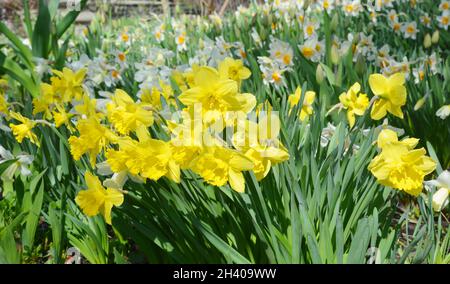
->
[55,0,88,39]
[32,0,51,58]
[0,22,34,68]
[198,221,251,264]
[0,52,39,98]
[0,159,17,177]
[113,248,129,264]
[346,219,371,264]
[48,0,61,19]
[0,228,21,264]
[427,142,443,174]
[22,0,33,40]
[320,63,336,86]
[22,178,45,252]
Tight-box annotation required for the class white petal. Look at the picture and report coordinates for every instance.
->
[96,161,113,176]
[103,171,128,189]
[17,155,34,165]
[0,145,14,160]
[437,170,450,189]
[432,188,450,212]
[20,166,32,176]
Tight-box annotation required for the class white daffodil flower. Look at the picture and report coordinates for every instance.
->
[425,170,450,212]
[436,105,450,120]
[0,145,34,182]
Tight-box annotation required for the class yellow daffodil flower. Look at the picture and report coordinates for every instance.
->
[368,129,436,196]
[9,112,40,146]
[33,83,55,119]
[218,57,251,85]
[339,82,369,128]
[369,72,407,120]
[52,105,74,131]
[75,172,124,225]
[167,115,204,169]
[233,116,289,181]
[140,87,163,110]
[182,64,200,88]
[376,128,419,150]
[107,89,154,135]
[171,70,189,92]
[74,94,104,121]
[106,129,180,183]
[51,67,86,102]
[159,80,177,107]
[190,146,254,192]
[68,118,117,166]
[178,66,256,123]
[244,144,289,180]
[288,86,316,121]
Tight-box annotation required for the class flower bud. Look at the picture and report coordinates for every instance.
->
[316,64,325,84]
[355,54,366,76]
[414,95,427,111]
[331,45,340,65]
[330,13,339,32]
[432,188,449,212]
[432,30,439,44]
[423,33,432,48]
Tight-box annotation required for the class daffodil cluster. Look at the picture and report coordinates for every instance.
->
[1,0,448,227]
[18,56,288,224]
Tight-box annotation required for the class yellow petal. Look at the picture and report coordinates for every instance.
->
[349,82,361,95]
[238,67,251,80]
[369,74,388,96]
[85,172,104,191]
[368,156,390,180]
[75,188,104,217]
[105,188,124,207]
[239,93,257,113]
[305,91,316,105]
[75,68,87,83]
[387,103,404,119]
[389,85,407,106]
[347,110,356,128]
[194,66,220,87]
[113,89,134,105]
[255,159,271,181]
[166,160,181,183]
[377,129,398,148]
[178,87,205,106]
[264,146,290,163]
[99,202,114,225]
[401,138,419,149]
[388,72,405,87]
[229,153,254,171]
[216,79,238,98]
[402,148,426,163]
[288,87,301,106]
[418,156,436,175]
[228,169,245,193]
[370,99,388,120]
